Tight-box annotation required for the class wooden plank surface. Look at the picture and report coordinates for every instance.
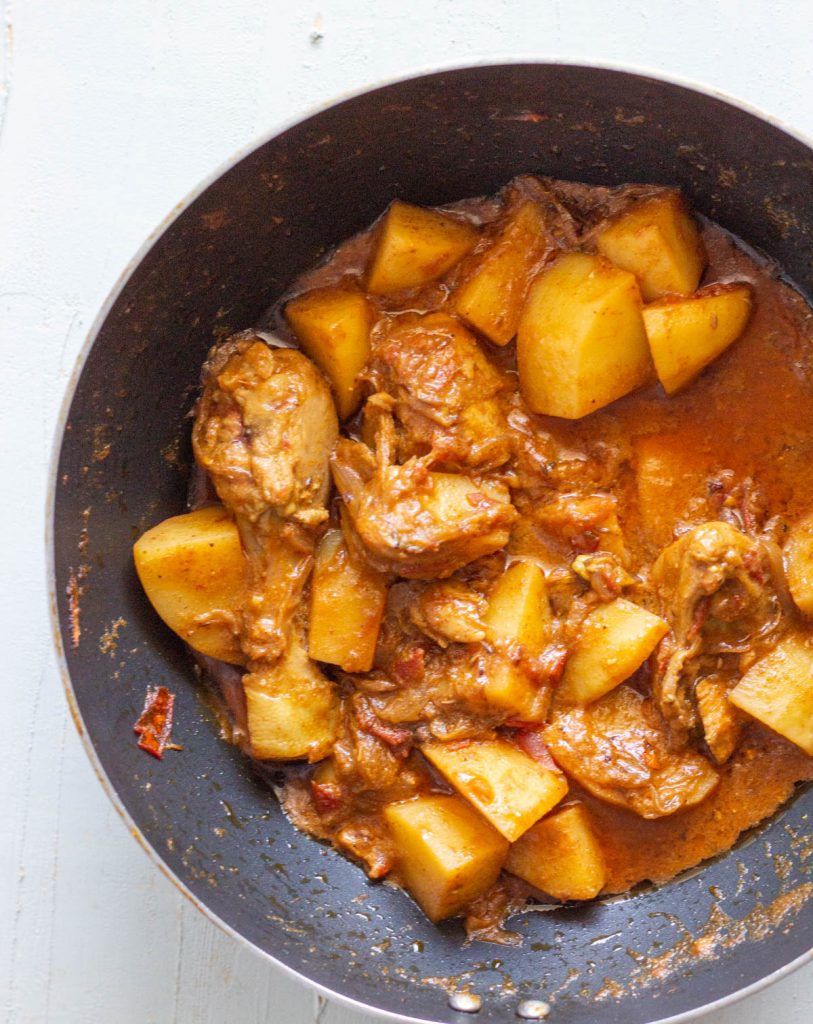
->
[2,1,812,1021]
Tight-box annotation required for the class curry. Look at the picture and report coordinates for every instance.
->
[133,176,813,938]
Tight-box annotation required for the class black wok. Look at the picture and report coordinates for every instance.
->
[51,64,813,1023]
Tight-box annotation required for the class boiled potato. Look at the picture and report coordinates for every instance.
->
[596,191,706,301]
[134,505,246,665]
[643,283,752,394]
[729,636,813,755]
[366,201,478,295]
[479,653,552,724]
[480,561,553,720]
[285,286,374,419]
[422,738,568,842]
[484,559,552,653]
[783,512,813,617]
[517,252,651,419]
[557,598,668,705]
[243,628,340,760]
[454,200,549,345]
[308,528,388,672]
[384,794,508,921]
[505,803,607,901]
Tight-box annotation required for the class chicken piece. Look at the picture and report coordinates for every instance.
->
[331,437,517,580]
[193,334,338,661]
[365,312,511,469]
[410,580,487,646]
[546,686,719,819]
[359,599,505,738]
[193,334,337,524]
[335,817,397,880]
[651,521,786,740]
[571,551,637,601]
[535,493,626,559]
[331,694,406,793]
[695,676,744,764]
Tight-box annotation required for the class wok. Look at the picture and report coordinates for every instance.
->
[50,64,813,1023]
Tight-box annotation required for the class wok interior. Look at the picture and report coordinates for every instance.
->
[53,65,813,1023]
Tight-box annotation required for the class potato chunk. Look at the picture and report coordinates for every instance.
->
[366,201,478,295]
[308,528,388,672]
[454,201,549,345]
[729,637,813,755]
[596,191,705,301]
[557,598,668,705]
[422,738,568,842]
[517,252,651,419]
[783,512,813,617]
[134,506,246,665]
[243,630,340,760]
[285,286,374,419]
[384,795,508,922]
[481,561,553,720]
[643,283,752,394]
[505,803,607,901]
[485,559,552,653]
[479,655,553,724]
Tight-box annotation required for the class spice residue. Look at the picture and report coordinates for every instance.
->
[92,423,112,462]
[99,616,126,656]
[66,564,89,649]
[623,881,813,990]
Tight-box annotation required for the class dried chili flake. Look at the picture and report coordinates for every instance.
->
[133,685,181,759]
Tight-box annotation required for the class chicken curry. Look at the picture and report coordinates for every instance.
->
[134,176,813,936]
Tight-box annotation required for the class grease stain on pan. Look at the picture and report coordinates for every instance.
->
[409,857,813,1009]
[764,195,800,240]
[625,882,812,988]
[785,822,813,861]
[66,506,94,649]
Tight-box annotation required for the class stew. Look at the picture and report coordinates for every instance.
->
[133,175,813,938]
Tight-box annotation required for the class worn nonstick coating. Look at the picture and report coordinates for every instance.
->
[52,64,813,1023]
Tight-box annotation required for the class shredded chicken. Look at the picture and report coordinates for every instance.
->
[331,436,517,580]
[695,676,744,764]
[651,521,787,741]
[535,492,626,558]
[365,312,512,469]
[410,580,487,646]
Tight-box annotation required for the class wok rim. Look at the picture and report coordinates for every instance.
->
[47,56,813,1024]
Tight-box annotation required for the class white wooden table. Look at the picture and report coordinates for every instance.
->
[3,1,812,1021]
